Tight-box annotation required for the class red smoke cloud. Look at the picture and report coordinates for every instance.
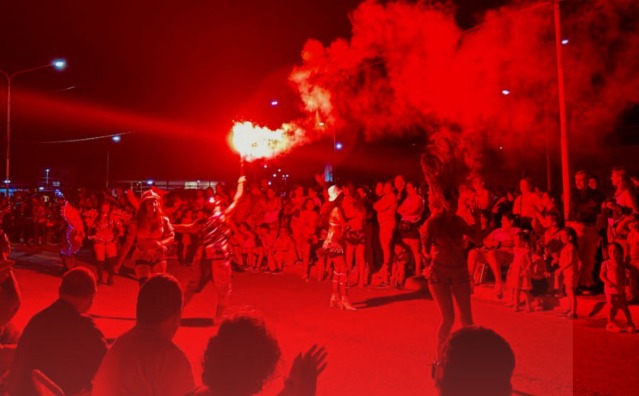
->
[289,0,639,198]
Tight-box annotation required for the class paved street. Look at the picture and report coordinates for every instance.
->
[8,245,639,396]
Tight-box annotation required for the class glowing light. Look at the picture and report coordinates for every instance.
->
[230,121,300,162]
[271,100,279,106]
[112,135,121,143]
[561,39,569,45]
[52,59,67,71]
[499,146,504,150]
[38,186,44,191]
[3,180,10,184]
[45,169,50,172]
[263,164,268,169]
[278,168,282,172]
[335,142,343,150]
[501,90,510,96]
[146,179,154,185]
[272,173,277,178]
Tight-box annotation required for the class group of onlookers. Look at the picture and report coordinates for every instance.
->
[0,264,326,396]
[2,164,638,395]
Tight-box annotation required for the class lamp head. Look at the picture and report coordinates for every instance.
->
[52,59,67,71]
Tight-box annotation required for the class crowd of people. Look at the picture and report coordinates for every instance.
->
[1,164,639,394]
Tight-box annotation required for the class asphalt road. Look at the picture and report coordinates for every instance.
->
[9,245,639,396]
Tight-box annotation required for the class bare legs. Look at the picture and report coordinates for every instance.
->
[329,256,356,310]
[428,279,474,359]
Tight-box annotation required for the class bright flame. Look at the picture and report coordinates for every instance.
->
[230,121,302,161]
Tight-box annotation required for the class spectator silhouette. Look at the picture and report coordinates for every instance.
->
[8,267,107,396]
[189,315,326,396]
[434,326,515,396]
[93,274,194,396]
[0,235,20,382]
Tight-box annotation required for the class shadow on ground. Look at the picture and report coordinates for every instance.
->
[357,290,429,309]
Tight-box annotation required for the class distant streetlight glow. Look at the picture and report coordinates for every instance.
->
[501,89,511,96]
[52,59,67,70]
[112,135,121,143]
[335,142,343,150]
[1,58,67,196]
[561,39,569,45]
[270,100,279,106]
[147,179,154,185]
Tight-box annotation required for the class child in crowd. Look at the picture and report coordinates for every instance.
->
[506,232,533,312]
[299,198,319,281]
[237,222,258,270]
[625,216,639,302]
[256,224,275,272]
[530,243,550,310]
[600,242,635,333]
[390,242,410,289]
[271,227,297,272]
[557,227,579,319]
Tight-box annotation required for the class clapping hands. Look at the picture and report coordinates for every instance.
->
[280,345,328,396]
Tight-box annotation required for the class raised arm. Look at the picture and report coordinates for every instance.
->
[125,189,140,211]
[223,176,247,218]
[116,222,136,270]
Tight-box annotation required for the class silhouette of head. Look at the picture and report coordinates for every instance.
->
[136,274,183,335]
[59,267,97,314]
[435,326,515,396]
[201,316,281,396]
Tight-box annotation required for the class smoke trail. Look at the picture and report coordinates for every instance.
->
[289,0,639,206]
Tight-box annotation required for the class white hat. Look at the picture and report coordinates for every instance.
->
[327,185,342,202]
[141,189,161,202]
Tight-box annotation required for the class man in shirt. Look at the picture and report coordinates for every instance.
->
[568,170,604,293]
[8,267,107,396]
[93,274,194,396]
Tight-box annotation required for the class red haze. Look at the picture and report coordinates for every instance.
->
[289,0,639,196]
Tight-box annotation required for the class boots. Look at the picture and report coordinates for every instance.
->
[330,273,340,308]
[96,261,107,285]
[339,273,357,311]
[105,257,116,285]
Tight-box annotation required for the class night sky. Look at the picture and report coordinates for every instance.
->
[0,0,561,187]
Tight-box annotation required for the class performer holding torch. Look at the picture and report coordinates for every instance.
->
[173,176,246,323]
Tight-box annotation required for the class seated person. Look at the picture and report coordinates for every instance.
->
[93,274,194,396]
[271,227,297,272]
[434,326,515,396]
[467,213,521,296]
[8,267,107,396]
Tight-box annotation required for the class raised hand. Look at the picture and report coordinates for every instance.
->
[280,345,328,396]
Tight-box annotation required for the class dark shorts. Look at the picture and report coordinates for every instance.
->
[398,221,420,239]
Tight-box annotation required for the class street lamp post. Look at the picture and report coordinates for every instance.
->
[0,59,66,196]
[45,168,50,187]
[553,0,571,221]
